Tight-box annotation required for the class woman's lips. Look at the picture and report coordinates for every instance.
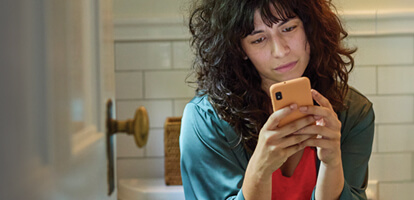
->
[274,61,297,73]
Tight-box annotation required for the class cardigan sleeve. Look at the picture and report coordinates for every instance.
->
[311,88,375,200]
[338,104,375,200]
[179,100,247,200]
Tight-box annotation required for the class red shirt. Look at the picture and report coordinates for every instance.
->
[272,147,317,200]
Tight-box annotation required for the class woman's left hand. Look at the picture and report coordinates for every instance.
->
[296,89,342,167]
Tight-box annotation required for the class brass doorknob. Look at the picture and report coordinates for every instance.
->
[106,99,149,148]
[106,99,150,195]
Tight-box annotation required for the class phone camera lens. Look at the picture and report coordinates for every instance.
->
[276,92,282,100]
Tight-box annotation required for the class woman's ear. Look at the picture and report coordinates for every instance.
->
[241,51,249,60]
[239,45,249,60]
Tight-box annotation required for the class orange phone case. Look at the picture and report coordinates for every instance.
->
[269,77,313,127]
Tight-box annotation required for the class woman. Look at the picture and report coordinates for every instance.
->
[180,0,375,199]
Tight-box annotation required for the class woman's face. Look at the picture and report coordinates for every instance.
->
[241,10,311,92]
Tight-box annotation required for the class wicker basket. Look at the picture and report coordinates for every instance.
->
[164,117,183,185]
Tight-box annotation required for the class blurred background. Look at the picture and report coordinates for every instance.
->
[1,0,413,199]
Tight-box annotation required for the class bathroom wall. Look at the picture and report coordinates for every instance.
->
[113,0,414,199]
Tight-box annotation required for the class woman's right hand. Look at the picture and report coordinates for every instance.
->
[252,104,317,175]
[242,104,317,200]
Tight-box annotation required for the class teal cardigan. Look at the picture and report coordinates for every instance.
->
[180,87,375,200]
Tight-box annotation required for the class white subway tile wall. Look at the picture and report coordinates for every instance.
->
[349,36,414,66]
[145,128,165,157]
[333,0,378,11]
[379,182,414,200]
[377,125,414,152]
[377,17,414,35]
[115,72,143,99]
[115,42,172,70]
[173,99,191,116]
[378,66,414,94]
[114,4,414,200]
[345,34,414,199]
[144,71,195,99]
[115,40,194,180]
[172,41,193,69]
[116,100,174,128]
[348,66,377,95]
[369,153,412,182]
[372,125,379,153]
[116,134,145,158]
[117,157,164,179]
[368,95,414,124]
[375,0,414,11]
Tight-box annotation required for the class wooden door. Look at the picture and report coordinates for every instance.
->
[0,0,117,199]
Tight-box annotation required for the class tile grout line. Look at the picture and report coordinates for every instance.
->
[376,65,379,95]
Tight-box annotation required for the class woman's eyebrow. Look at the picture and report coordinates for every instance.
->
[250,30,264,36]
[249,17,296,36]
[278,18,292,27]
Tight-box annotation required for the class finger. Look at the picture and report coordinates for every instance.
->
[284,142,306,158]
[298,106,340,128]
[264,104,297,130]
[276,115,316,137]
[278,134,315,148]
[311,89,333,110]
[301,138,338,149]
[295,125,340,140]
[299,105,333,119]
[262,115,316,143]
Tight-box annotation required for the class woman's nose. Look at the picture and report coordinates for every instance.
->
[271,37,290,58]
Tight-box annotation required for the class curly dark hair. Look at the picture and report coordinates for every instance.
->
[188,0,356,153]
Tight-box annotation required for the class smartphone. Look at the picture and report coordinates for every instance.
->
[269,77,313,127]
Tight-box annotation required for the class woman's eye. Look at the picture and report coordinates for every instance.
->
[282,26,297,32]
[252,37,265,44]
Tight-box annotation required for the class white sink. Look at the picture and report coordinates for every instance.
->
[118,178,185,200]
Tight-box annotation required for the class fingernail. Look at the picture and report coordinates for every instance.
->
[290,104,297,110]
[314,115,322,120]
[299,106,307,112]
